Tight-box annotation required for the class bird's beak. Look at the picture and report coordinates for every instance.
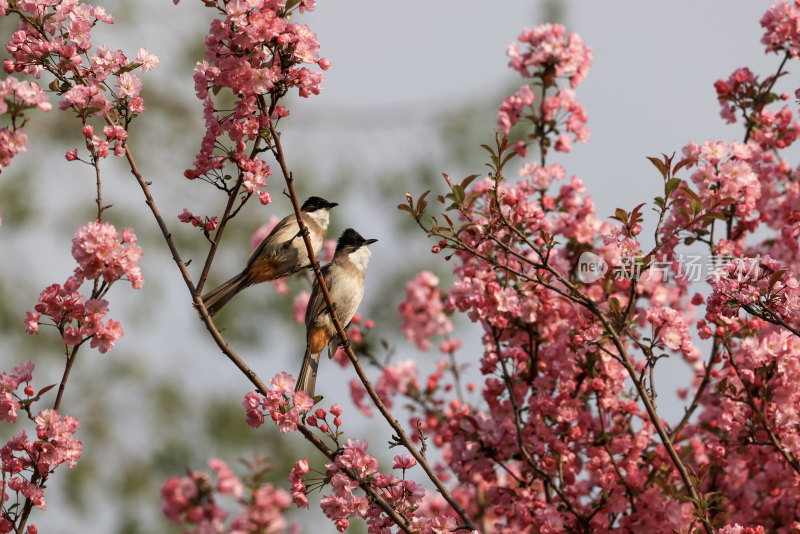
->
[327,202,339,208]
[364,238,378,245]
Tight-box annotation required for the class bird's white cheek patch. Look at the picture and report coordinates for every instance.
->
[350,247,371,271]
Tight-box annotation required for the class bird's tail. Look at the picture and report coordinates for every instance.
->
[295,348,321,398]
[201,271,251,317]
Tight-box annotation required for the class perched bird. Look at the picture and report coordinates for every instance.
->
[295,228,377,398]
[202,196,338,316]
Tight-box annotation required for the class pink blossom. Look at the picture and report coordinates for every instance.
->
[24,311,39,334]
[117,72,142,98]
[497,84,535,134]
[399,271,453,351]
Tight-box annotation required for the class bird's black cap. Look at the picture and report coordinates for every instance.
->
[336,228,378,252]
[301,196,338,211]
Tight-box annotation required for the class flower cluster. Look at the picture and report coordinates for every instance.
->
[27,283,123,353]
[290,440,434,533]
[760,0,800,57]
[749,104,800,150]
[714,67,761,124]
[185,0,329,206]
[162,457,291,534]
[398,271,453,351]
[26,222,142,354]
[71,222,143,287]
[1,363,82,532]
[242,373,313,433]
[706,255,800,326]
[0,361,34,425]
[3,1,159,161]
[498,23,592,155]
[506,23,593,87]
[497,84,534,134]
[0,77,50,171]
[645,307,700,361]
[657,139,764,248]
[178,208,220,232]
[541,88,590,152]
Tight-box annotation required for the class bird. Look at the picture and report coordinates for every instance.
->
[201,196,338,316]
[295,228,378,398]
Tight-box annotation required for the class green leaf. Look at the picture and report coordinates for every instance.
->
[614,208,629,223]
[654,196,665,208]
[452,185,465,204]
[690,197,703,214]
[665,177,681,198]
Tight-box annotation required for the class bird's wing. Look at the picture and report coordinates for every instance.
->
[246,213,298,264]
[326,319,352,359]
[304,263,334,328]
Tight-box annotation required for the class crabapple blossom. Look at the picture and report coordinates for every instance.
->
[0,364,82,530]
[398,271,453,351]
[184,0,328,207]
[162,458,290,534]
[26,223,142,354]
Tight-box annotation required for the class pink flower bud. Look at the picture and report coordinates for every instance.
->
[81,124,93,137]
[330,404,342,416]
[333,417,342,427]
[24,385,34,396]
[318,57,331,70]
